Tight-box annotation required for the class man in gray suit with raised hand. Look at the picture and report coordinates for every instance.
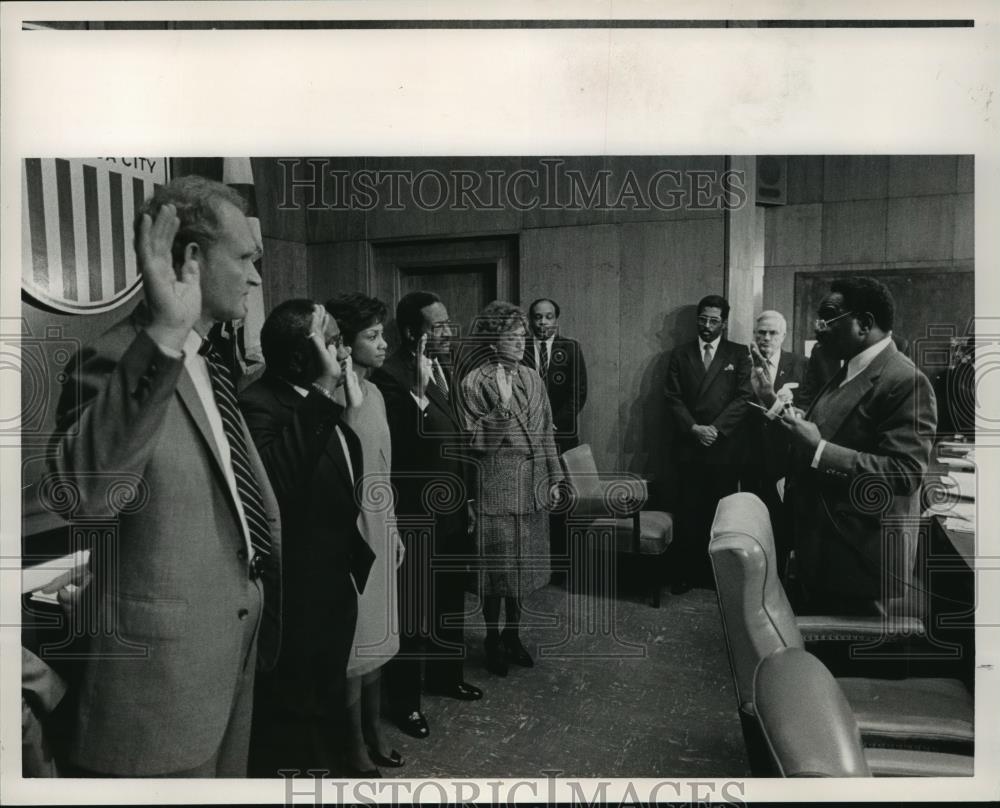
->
[50,176,281,777]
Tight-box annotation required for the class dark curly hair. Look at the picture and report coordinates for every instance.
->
[830,276,895,332]
[324,292,388,347]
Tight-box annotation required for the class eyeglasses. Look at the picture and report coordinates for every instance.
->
[696,316,723,326]
[327,334,345,348]
[813,310,855,332]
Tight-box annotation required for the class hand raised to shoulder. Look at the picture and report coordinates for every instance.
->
[748,342,777,407]
[495,363,513,408]
[412,333,433,398]
[140,204,201,352]
[343,355,364,409]
[310,305,343,393]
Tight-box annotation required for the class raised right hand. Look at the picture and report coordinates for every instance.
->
[412,333,433,397]
[310,305,343,392]
[343,354,364,409]
[748,342,777,407]
[496,363,513,407]
[140,204,201,350]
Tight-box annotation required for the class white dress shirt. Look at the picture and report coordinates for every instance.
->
[698,335,721,367]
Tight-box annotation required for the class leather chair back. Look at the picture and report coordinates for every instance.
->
[560,443,603,502]
[754,647,871,777]
[709,492,803,712]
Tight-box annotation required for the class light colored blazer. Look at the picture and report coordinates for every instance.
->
[50,308,282,775]
[459,362,563,516]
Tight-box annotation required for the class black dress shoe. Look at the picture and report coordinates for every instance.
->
[370,748,405,768]
[392,710,429,739]
[484,638,508,677]
[426,681,484,701]
[670,579,693,595]
[501,633,534,667]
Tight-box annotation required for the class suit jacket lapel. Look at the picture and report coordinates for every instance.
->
[808,343,895,436]
[175,369,227,479]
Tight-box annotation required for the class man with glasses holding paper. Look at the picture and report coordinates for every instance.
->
[750,277,936,614]
[665,294,753,594]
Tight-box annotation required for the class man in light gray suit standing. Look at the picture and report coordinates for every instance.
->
[50,175,281,776]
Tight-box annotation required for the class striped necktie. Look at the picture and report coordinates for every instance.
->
[200,339,272,558]
[539,340,549,379]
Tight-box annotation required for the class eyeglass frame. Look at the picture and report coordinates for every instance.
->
[813,310,855,332]
[696,315,724,326]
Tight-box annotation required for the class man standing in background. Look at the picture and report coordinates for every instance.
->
[665,294,752,594]
[524,298,588,454]
[745,310,808,579]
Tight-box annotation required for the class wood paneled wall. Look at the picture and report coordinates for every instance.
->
[253,156,731,473]
[762,155,974,354]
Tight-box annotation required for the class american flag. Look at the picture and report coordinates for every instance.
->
[21,157,166,313]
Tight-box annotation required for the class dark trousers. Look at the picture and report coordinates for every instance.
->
[385,529,468,714]
[741,465,791,582]
[248,581,357,777]
[673,461,741,586]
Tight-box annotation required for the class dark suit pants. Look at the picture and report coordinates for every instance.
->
[386,530,468,714]
[742,465,792,582]
[248,579,357,777]
[673,462,741,586]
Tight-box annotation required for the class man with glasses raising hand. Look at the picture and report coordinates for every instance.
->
[665,294,753,594]
[751,277,936,615]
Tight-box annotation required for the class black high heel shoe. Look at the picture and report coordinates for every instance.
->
[484,636,509,677]
[501,631,534,667]
[369,748,405,768]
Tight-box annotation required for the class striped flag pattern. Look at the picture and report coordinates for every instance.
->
[21,158,165,313]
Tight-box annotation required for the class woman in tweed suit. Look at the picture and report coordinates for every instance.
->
[458,301,563,676]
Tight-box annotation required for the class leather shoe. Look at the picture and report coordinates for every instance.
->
[670,579,693,595]
[370,748,405,768]
[484,638,508,677]
[392,710,429,739]
[501,633,534,667]
[426,681,484,701]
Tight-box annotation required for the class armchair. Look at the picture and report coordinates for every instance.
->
[559,444,673,606]
[709,492,972,774]
[754,647,973,777]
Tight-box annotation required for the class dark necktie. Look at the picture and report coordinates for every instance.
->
[200,339,272,558]
[539,340,550,379]
[433,360,449,397]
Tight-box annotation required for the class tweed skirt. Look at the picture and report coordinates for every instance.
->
[476,510,551,598]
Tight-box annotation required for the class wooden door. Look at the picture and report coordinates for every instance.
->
[371,236,518,351]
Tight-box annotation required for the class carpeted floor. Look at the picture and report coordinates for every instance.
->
[380,582,750,779]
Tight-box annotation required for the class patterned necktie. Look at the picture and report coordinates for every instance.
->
[703,343,713,370]
[200,339,271,558]
[539,340,550,379]
[433,359,449,396]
